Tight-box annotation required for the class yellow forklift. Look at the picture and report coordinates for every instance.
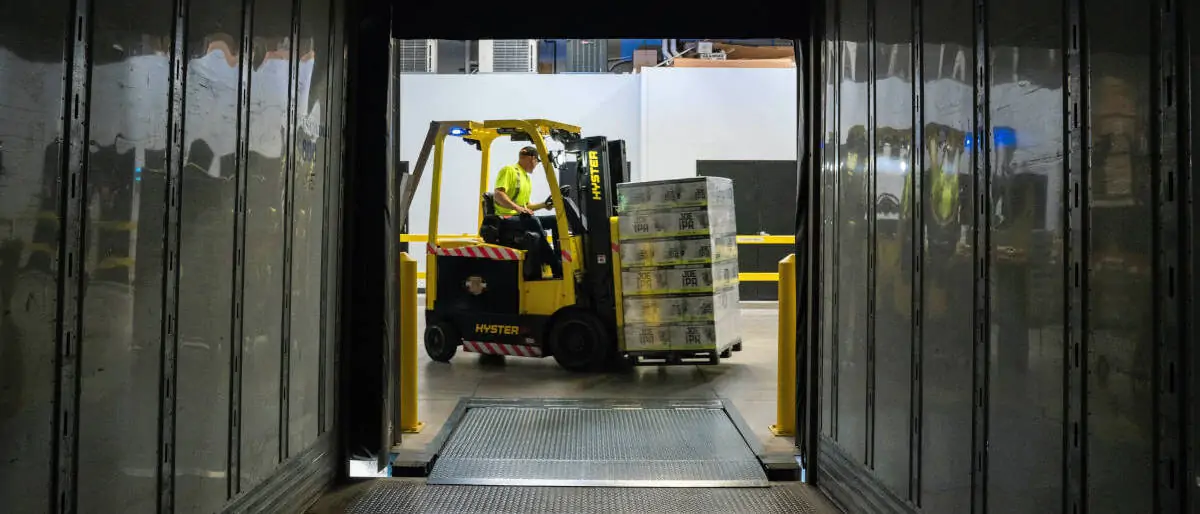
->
[410,119,629,371]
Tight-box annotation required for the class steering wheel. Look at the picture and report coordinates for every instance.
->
[544,185,572,210]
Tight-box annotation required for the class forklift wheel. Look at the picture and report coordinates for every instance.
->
[424,322,460,363]
[548,310,608,372]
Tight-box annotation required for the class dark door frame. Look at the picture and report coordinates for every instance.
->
[337,0,826,485]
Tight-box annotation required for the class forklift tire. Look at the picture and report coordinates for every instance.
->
[424,322,460,363]
[548,310,608,372]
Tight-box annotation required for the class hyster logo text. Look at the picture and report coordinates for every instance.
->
[475,324,519,335]
[588,151,603,200]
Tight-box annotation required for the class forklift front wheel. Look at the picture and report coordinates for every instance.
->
[424,322,460,363]
[548,310,608,372]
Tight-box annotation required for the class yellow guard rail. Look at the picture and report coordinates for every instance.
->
[770,254,797,437]
[397,253,423,434]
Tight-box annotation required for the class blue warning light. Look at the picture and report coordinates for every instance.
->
[448,127,468,137]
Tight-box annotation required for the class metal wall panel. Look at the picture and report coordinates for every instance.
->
[0,0,344,510]
[288,0,334,459]
[985,1,1067,511]
[819,0,839,442]
[916,1,975,512]
[1189,1,1199,509]
[239,0,296,490]
[836,0,870,465]
[0,2,71,513]
[76,0,174,509]
[175,0,242,510]
[1084,1,1156,511]
[871,0,914,500]
[815,0,1195,511]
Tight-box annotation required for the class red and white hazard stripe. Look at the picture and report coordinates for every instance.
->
[462,341,543,357]
[427,243,521,261]
[560,250,572,263]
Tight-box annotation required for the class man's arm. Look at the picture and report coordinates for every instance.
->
[493,187,531,214]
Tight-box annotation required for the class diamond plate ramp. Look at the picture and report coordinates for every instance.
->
[344,479,834,513]
[426,406,768,487]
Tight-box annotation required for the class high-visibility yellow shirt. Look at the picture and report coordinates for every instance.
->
[494,163,531,216]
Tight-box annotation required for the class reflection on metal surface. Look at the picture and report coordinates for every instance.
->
[834,0,870,466]
[870,0,914,497]
[0,1,69,512]
[815,0,1193,511]
[0,0,338,510]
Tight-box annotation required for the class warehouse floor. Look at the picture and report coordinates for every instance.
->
[396,302,791,457]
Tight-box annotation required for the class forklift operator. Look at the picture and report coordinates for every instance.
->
[493,146,562,276]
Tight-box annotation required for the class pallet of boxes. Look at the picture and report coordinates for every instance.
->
[616,177,743,365]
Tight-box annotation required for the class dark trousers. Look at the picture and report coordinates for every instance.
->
[520,214,562,276]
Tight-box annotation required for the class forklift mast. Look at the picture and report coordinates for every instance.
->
[563,136,627,326]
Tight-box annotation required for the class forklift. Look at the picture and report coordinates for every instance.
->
[410,119,629,371]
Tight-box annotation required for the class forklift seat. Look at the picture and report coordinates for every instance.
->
[480,192,547,280]
[480,192,501,244]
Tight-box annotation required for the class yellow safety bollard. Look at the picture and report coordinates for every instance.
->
[399,253,424,433]
[770,254,797,437]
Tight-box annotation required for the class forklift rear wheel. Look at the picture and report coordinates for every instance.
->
[424,322,460,363]
[548,310,608,372]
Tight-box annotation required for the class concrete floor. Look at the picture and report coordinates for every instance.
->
[398,304,794,456]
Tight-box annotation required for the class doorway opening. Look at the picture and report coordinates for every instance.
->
[348,36,815,500]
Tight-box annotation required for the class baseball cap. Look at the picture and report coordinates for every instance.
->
[519,146,541,161]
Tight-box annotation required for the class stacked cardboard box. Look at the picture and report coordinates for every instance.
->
[616,177,741,357]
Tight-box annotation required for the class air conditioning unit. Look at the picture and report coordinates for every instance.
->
[393,39,437,73]
[478,39,538,73]
[565,39,608,72]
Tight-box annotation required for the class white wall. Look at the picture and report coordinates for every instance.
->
[398,73,642,247]
[639,67,798,181]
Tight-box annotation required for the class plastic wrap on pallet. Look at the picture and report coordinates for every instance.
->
[621,261,739,296]
[619,236,739,268]
[617,207,737,241]
[623,319,739,353]
[615,177,743,357]
[623,324,673,352]
[616,176,735,213]
[622,287,739,324]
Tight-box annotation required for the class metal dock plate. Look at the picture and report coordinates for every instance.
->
[425,402,769,487]
[345,479,829,513]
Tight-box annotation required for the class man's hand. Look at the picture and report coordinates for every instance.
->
[516,206,534,215]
